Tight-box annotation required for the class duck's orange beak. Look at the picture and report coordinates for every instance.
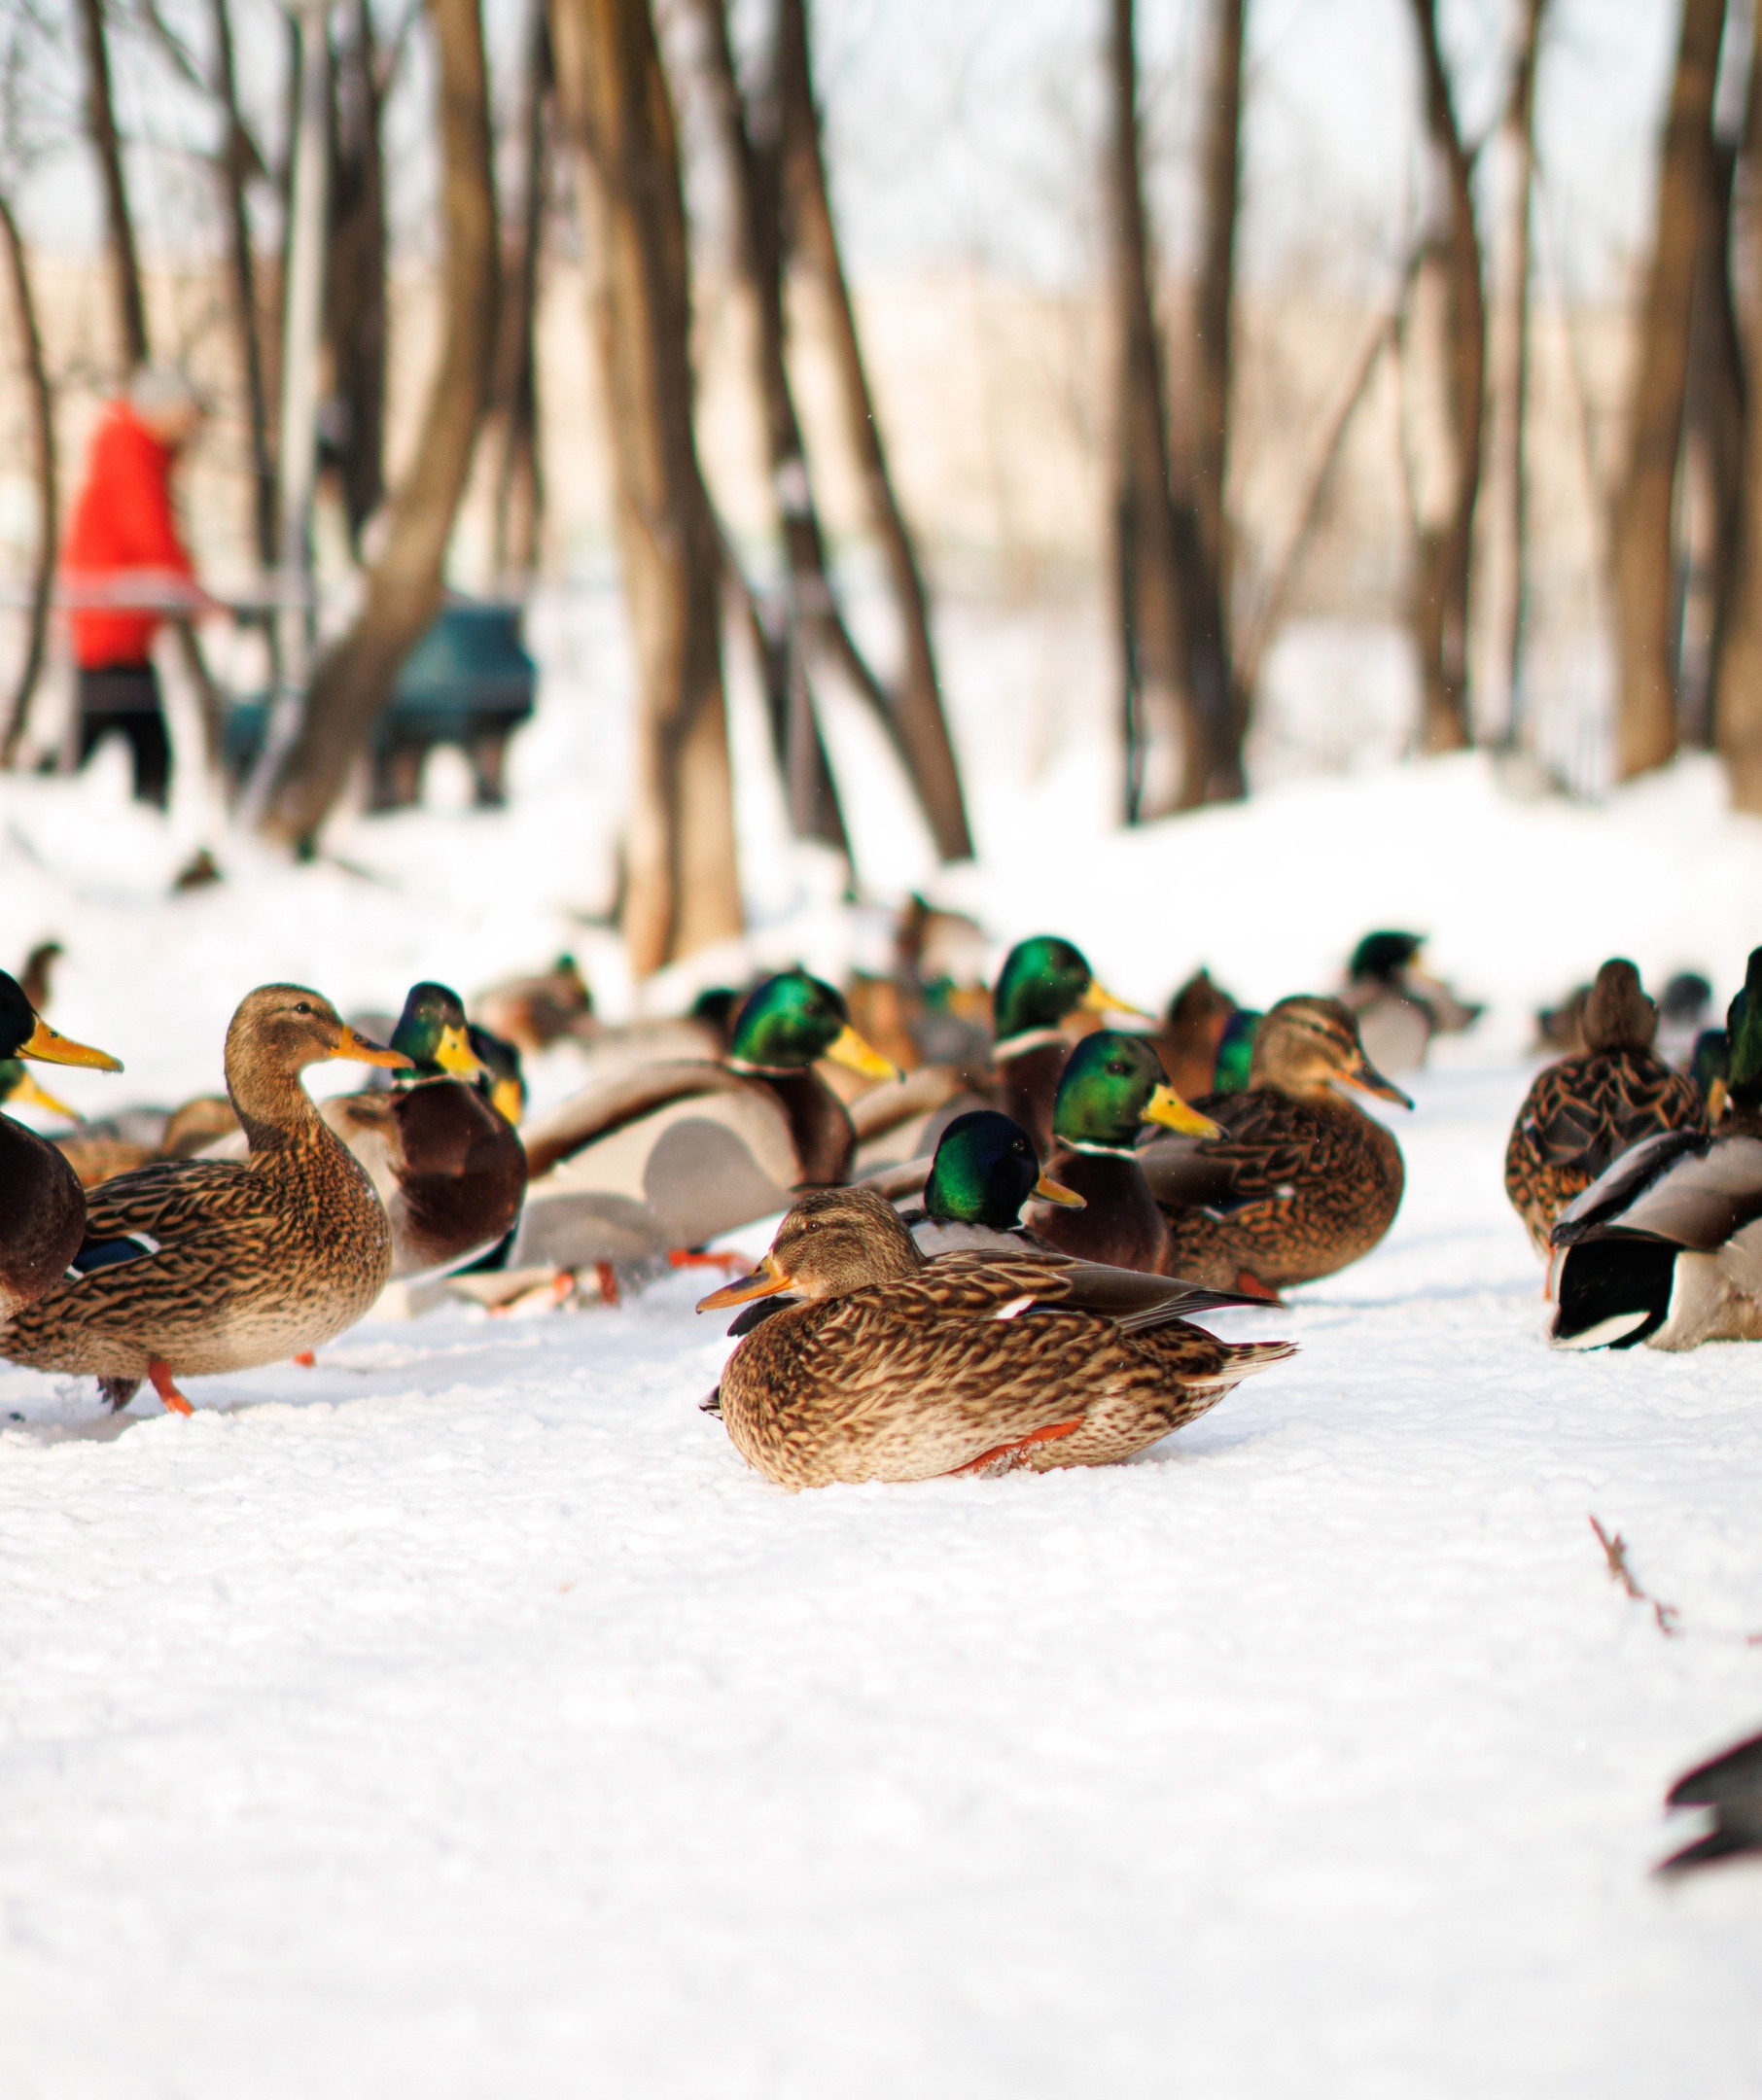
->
[698,1252,795,1312]
[1032,1172,1085,1208]
[333,1025,414,1071]
[21,1016,123,1071]
[1335,1049,1413,1109]
[6,1069,79,1119]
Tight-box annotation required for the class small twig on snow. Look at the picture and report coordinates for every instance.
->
[1589,1514,1680,1637]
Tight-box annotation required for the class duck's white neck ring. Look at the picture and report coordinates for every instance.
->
[992,1026,1067,1063]
[726,1056,799,1077]
[1055,1137,1141,1158]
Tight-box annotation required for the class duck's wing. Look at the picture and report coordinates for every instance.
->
[1518,1054,1704,1180]
[857,1154,934,1200]
[846,1068,963,1143]
[522,1062,753,1178]
[1140,1093,1331,1216]
[78,1157,259,1247]
[1552,1131,1762,1250]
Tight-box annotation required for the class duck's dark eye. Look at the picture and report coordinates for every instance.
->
[295,1001,312,1016]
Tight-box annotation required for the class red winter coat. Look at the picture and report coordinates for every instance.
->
[61,402,196,671]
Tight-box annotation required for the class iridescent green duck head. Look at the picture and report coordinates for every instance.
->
[1723,949,1762,1114]
[390,982,488,1085]
[728,969,897,1079]
[923,1109,1084,1227]
[1690,1025,1730,1118]
[992,936,1146,1045]
[1051,1030,1220,1153]
[0,966,122,1120]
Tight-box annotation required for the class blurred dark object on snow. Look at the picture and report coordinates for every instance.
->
[1155,968,1237,1100]
[1533,982,1592,1058]
[1656,969,1714,1069]
[1658,1725,1762,1873]
[172,847,223,892]
[1342,930,1483,1074]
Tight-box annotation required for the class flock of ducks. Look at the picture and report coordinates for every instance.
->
[2,928,1759,1866]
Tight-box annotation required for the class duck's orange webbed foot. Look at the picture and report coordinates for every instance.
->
[292,1349,316,1367]
[948,1418,1082,1478]
[147,1359,194,1417]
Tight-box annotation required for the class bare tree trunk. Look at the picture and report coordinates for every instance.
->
[490,0,550,580]
[210,0,275,569]
[1680,134,1744,747]
[1715,18,1762,807]
[324,0,389,550]
[1109,0,1200,821]
[0,192,54,765]
[259,0,499,847]
[75,0,148,368]
[1474,0,1548,749]
[775,0,973,861]
[1181,0,1246,798]
[1611,0,1726,780]
[1404,0,1486,754]
[690,0,855,851]
[551,0,741,970]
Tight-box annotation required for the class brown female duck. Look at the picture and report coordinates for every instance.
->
[1139,996,1411,1294]
[0,969,123,1320]
[0,986,410,1414]
[1504,958,1704,1257]
[698,1186,1294,1488]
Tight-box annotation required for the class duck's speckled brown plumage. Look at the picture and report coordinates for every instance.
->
[0,987,406,1408]
[1504,958,1705,1255]
[705,1188,1293,1488]
[1141,996,1410,1293]
[0,1111,86,1321]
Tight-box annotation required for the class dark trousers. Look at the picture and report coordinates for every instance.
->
[78,666,171,810]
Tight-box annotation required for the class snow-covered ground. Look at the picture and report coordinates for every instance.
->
[5,611,1762,2093]
[3,1062,1760,2097]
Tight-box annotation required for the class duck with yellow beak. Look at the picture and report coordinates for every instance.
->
[321,981,529,1281]
[0,968,123,1322]
[506,970,899,1273]
[1139,995,1413,1296]
[1024,1032,1223,1275]
[989,936,1150,1159]
[1,985,412,1414]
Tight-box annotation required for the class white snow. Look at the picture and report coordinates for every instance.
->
[4,635,1762,2094]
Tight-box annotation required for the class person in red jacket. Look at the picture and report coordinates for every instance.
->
[61,367,208,808]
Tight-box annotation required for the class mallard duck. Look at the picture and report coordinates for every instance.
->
[507,969,897,1270]
[0,970,123,1320]
[732,1108,1251,1337]
[320,982,527,1281]
[51,1094,240,1189]
[0,986,411,1412]
[1139,996,1411,1294]
[1690,1027,1730,1118]
[1024,1032,1222,1275]
[469,1023,527,1125]
[17,939,61,1013]
[1657,970,1715,1069]
[1342,930,1482,1075]
[1549,953,1762,1350]
[472,953,595,1052]
[1503,959,1705,1257]
[990,936,1148,1158]
[696,1186,1295,1488]
[1659,1725,1762,1872]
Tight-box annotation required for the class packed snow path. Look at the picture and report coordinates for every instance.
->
[2,1065,1760,2097]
